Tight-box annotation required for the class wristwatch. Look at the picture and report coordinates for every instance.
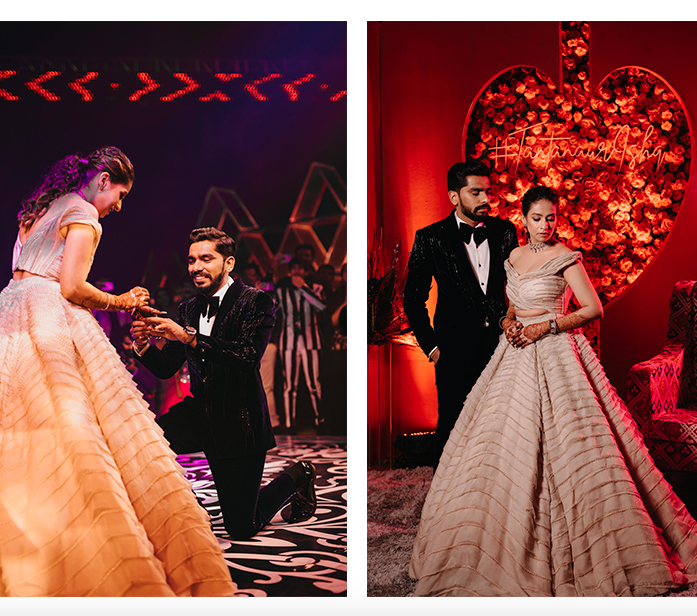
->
[183,326,197,344]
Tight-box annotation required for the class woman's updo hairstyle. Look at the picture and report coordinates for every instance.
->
[521,185,559,217]
[17,146,134,228]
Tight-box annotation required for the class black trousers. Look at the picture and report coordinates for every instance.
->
[157,397,301,539]
[433,327,500,469]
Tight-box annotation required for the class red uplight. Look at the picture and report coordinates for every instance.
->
[0,70,19,100]
[282,73,316,101]
[244,72,282,101]
[161,72,200,101]
[110,83,120,89]
[26,71,61,101]
[68,71,98,101]
[129,72,161,101]
[330,89,347,101]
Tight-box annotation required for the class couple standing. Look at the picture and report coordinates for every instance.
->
[404,160,697,596]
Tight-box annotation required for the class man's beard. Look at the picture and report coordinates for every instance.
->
[193,269,226,296]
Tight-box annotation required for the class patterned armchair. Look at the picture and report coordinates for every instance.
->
[627,280,697,472]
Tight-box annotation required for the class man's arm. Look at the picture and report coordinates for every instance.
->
[130,310,189,379]
[132,334,188,380]
[402,229,437,358]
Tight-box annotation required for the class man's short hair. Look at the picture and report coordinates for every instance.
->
[447,160,491,193]
[189,227,236,258]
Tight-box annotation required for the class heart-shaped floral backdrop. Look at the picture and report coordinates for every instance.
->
[464,22,691,340]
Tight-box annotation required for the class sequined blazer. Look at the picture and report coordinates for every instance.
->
[403,210,519,361]
[138,278,276,458]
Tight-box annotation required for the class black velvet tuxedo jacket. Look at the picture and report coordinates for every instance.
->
[137,278,276,458]
[403,210,519,364]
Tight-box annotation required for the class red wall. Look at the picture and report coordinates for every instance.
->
[368,21,697,440]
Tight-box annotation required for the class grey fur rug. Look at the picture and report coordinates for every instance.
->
[367,466,697,597]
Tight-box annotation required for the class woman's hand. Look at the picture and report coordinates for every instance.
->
[508,321,549,349]
[504,320,523,346]
[114,286,149,312]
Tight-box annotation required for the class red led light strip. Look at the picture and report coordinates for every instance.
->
[161,72,201,101]
[200,73,242,101]
[0,69,346,102]
[25,71,61,101]
[215,73,242,82]
[330,89,347,101]
[245,72,281,101]
[0,70,19,100]
[68,72,98,101]
[200,90,231,101]
[282,73,316,101]
[129,72,161,101]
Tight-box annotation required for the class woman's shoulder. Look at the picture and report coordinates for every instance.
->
[544,244,582,272]
[508,245,525,261]
[549,242,572,256]
[57,193,99,220]
[54,194,100,230]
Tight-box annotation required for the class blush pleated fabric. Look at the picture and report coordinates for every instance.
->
[0,277,236,596]
[409,253,697,597]
[0,196,235,596]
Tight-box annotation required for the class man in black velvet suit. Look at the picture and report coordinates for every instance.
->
[130,227,316,539]
[403,161,519,468]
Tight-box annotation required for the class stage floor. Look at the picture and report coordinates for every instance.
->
[177,435,347,597]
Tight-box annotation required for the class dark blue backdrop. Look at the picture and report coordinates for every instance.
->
[0,21,347,293]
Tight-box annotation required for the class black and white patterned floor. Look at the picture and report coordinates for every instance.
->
[177,435,347,597]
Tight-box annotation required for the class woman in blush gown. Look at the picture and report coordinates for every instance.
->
[0,147,236,597]
[409,185,697,597]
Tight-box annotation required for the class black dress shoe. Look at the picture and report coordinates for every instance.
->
[281,461,317,523]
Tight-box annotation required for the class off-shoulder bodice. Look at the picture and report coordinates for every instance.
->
[13,196,102,281]
[505,251,582,314]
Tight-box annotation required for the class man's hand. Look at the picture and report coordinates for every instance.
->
[430,348,441,365]
[291,274,305,289]
[130,319,151,353]
[142,316,196,346]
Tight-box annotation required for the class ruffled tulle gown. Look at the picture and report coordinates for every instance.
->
[0,197,236,596]
[409,251,697,597]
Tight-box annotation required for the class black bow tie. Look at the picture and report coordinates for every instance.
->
[459,223,487,246]
[198,294,220,319]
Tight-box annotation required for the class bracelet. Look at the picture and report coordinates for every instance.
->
[129,290,138,315]
[549,318,559,335]
[183,325,197,345]
[104,293,111,311]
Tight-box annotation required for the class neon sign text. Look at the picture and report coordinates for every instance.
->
[489,122,668,174]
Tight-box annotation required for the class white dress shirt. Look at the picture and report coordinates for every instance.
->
[455,210,490,295]
[198,278,233,336]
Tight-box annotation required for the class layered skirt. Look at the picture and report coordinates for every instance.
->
[410,315,697,596]
[0,277,236,596]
